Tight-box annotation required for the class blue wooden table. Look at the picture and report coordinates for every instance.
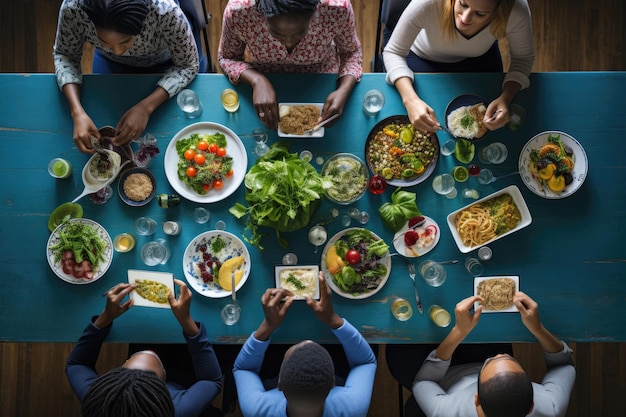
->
[0,72,624,344]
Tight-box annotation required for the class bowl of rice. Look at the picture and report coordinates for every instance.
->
[117,167,156,206]
[445,94,489,141]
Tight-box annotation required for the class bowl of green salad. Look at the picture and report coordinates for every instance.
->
[321,153,369,205]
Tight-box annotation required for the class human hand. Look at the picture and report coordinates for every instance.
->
[319,90,347,127]
[251,76,279,130]
[405,97,439,132]
[453,295,483,337]
[514,291,542,333]
[72,112,100,154]
[114,103,150,146]
[483,98,510,131]
[306,273,343,329]
[168,279,199,336]
[255,288,294,340]
[95,283,136,328]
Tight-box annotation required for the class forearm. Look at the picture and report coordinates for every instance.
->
[62,83,87,118]
[530,324,564,354]
[239,68,270,89]
[336,75,357,96]
[253,319,276,341]
[499,81,522,105]
[179,316,199,337]
[435,326,467,361]
[395,77,422,107]
[136,86,169,114]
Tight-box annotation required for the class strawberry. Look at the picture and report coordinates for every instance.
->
[408,215,425,228]
[404,230,420,246]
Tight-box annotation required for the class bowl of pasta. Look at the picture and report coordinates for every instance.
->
[446,185,532,253]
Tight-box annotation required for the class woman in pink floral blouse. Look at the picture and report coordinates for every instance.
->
[218,0,362,130]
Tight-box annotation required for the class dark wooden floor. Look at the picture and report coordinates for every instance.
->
[1,0,625,416]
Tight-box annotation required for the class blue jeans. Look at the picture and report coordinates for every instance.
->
[406,41,503,73]
[92,50,174,74]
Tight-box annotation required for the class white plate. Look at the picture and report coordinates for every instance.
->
[164,122,248,203]
[46,218,112,285]
[320,228,391,299]
[518,130,588,199]
[447,185,532,253]
[275,265,320,300]
[392,216,440,257]
[277,103,324,138]
[183,231,251,298]
[474,275,520,313]
[128,270,174,309]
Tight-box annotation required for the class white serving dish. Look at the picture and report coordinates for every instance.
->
[277,103,324,138]
[473,275,520,313]
[275,265,320,300]
[447,185,532,253]
[128,270,175,309]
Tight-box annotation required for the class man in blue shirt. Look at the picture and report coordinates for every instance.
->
[66,279,223,417]
[234,273,377,417]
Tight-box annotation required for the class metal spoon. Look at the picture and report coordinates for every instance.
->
[90,136,109,161]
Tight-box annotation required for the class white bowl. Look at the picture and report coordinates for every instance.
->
[277,103,324,138]
[447,185,532,253]
[275,265,320,300]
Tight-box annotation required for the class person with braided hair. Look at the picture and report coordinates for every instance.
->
[53,0,200,154]
[66,280,223,417]
[218,0,362,131]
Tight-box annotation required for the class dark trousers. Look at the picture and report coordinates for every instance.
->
[386,343,513,417]
[406,41,504,73]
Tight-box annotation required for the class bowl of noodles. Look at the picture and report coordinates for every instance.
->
[446,185,532,253]
[445,94,489,141]
[278,103,324,138]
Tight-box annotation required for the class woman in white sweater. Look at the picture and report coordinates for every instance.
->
[383,0,534,133]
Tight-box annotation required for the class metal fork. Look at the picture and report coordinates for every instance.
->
[407,262,424,315]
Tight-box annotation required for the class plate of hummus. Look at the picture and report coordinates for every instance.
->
[474,276,520,313]
[275,265,320,300]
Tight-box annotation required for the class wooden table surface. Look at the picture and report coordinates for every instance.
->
[0,72,624,344]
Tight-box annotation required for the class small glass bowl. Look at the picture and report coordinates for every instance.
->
[320,153,369,205]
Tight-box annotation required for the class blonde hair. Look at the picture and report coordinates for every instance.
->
[440,0,516,40]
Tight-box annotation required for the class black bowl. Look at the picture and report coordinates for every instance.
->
[444,94,489,141]
[117,167,157,207]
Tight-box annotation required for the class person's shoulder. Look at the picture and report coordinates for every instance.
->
[60,0,83,12]
[149,0,178,16]
[226,0,257,12]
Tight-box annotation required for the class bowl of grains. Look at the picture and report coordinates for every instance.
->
[473,276,520,313]
[277,103,324,138]
[117,167,156,206]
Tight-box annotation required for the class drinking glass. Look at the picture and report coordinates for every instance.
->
[215,220,227,230]
[348,207,360,219]
[135,216,156,236]
[177,89,202,118]
[91,186,113,204]
[432,174,456,198]
[282,253,298,265]
[429,305,451,327]
[357,211,370,224]
[113,233,136,253]
[391,297,413,321]
[461,188,480,199]
[252,129,269,156]
[419,260,447,287]
[477,246,492,261]
[193,207,210,224]
[363,89,385,116]
[340,215,352,227]
[162,221,181,236]
[48,158,72,179]
[140,239,171,266]
[508,104,526,129]
[477,168,495,185]
[440,139,456,156]
[465,257,484,276]
[299,150,313,162]
[221,88,240,113]
[308,225,327,253]
[479,142,508,164]
[220,300,241,325]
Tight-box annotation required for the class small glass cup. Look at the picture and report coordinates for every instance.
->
[177,89,202,118]
[432,174,456,198]
[252,129,269,156]
[477,169,495,185]
[221,300,241,325]
[462,188,480,199]
[215,220,227,230]
[391,297,413,321]
[440,139,456,156]
[140,239,171,266]
[282,253,298,265]
[348,207,360,219]
[135,217,157,236]
[479,142,508,164]
[477,246,492,261]
[444,187,457,199]
[508,104,526,130]
[357,211,370,224]
[340,215,352,227]
[363,89,385,116]
[465,257,484,276]
[48,158,72,179]
[162,221,181,236]
[429,305,451,327]
[368,174,387,194]
[113,233,136,253]
[221,88,240,113]
[193,207,210,224]
[91,186,114,205]
[315,156,325,165]
[419,260,447,287]
[299,150,313,162]
[308,225,328,253]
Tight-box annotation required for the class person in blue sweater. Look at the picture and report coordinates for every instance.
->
[66,279,223,417]
[233,273,377,417]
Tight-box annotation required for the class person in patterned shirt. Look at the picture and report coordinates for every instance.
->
[218,0,362,130]
[53,0,199,154]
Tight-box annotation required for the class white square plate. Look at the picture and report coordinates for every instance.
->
[447,185,532,253]
[275,265,320,300]
[474,275,520,313]
[277,103,324,138]
[128,269,175,309]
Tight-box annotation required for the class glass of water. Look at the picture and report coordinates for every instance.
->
[220,300,241,326]
[177,89,202,118]
[363,89,385,116]
[479,142,508,164]
[432,174,456,198]
[440,139,457,156]
[135,217,156,236]
[140,239,171,266]
[419,260,447,287]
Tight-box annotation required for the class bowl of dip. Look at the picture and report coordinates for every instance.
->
[321,153,368,205]
[275,265,320,300]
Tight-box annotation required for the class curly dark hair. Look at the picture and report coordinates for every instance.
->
[257,0,320,18]
[279,341,334,401]
[82,367,174,417]
[82,0,150,35]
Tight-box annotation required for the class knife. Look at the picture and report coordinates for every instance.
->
[407,262,423,314]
